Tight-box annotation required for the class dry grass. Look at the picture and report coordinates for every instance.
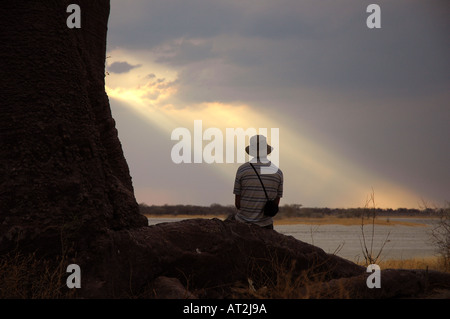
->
[0,251,78,299]
[366,256,450,273]
[230,253,352,299]
[230,255,450,299]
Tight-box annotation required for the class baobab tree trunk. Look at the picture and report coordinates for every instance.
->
[0,0,147,257]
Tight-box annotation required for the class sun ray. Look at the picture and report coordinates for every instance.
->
[105,49,427,208]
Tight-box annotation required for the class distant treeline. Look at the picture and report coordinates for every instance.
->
[139,203,442,218]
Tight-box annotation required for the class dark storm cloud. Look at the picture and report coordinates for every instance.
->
[155,39,217,66]
[108,0,240,49]
[107,61,142,74]
[108,0,450,102]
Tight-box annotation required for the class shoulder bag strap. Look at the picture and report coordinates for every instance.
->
[250,163,269,200]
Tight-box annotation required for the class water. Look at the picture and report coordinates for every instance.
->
[277,219,439,262]
[147,217,440,262]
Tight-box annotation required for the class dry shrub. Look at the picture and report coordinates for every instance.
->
[231,254,351,299]
[357,256,449,273]
[0,251,77,299]
[431,205,450,272]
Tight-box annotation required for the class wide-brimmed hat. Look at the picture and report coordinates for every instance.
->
[245,135,273,156]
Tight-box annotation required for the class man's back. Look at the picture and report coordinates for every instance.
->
[233,161,283,228]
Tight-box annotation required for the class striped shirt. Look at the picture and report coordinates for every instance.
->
[233,161,283,227]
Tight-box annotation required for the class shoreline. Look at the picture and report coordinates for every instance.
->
[144,214,433,227]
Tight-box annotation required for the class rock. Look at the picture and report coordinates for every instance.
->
[150,276,197,299]
[299,268,450,299]
[79,218,450,298]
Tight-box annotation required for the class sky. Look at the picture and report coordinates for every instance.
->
[104,0,449,209]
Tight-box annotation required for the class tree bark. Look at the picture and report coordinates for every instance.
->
[0,0,147,256]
